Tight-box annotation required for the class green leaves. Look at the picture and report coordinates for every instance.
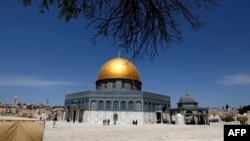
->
[23,0,31,6]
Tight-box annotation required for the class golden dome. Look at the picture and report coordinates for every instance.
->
[97,57,140,81]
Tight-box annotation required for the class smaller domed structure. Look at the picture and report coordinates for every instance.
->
[170,91,209,125]
[179,93,196,103]
[177,91,198,108]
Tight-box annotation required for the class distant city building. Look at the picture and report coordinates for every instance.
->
[12,96,18,108]
[0,96,62,121]
[64,56,171,124]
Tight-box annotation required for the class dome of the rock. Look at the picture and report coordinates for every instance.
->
[97,57,140,81]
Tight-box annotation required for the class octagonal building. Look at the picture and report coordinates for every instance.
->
[64,56,171,124]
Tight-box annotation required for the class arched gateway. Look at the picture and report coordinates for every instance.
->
[64,56,171,124]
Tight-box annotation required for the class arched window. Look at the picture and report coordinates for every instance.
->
[116,80,122,88]
[78,101,81,108]
[113,101,119,111]
[148,102,152,111]
[107,83,112,89]
[81,101,85,109]
[91,101,96,110]
[144,101,147,111]
[152,102,155,111]
[126,84,131,89]
[106,101,111,110]
[98,101,104,110]
[128,101,134,111]
[121,101,126,110]
[136,102,141,110]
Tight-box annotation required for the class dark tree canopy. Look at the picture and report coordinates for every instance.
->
[22,0,219,60]
[239,105,250,114]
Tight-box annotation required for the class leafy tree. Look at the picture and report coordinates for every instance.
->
[239,105,250,114]
[27,104,33,109]
[17,102,22,107]
[22,0,219,60]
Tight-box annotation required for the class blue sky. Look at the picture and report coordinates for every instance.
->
[0,1,250,108]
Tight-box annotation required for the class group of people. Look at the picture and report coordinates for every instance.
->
[132,120,138,125]
[102,119,138,125]
[103,119,110,125]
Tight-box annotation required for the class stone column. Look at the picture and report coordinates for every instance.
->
[96,100,99,110]
[77,110,79,122]
[133,100,136,111]
[126,100,128,111]
[111,100,113,111]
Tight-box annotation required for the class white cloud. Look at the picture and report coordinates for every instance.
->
[0,75,79,87]
[216,73,250,86]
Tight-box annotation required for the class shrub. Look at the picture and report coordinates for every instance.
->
[222,115,235,122]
